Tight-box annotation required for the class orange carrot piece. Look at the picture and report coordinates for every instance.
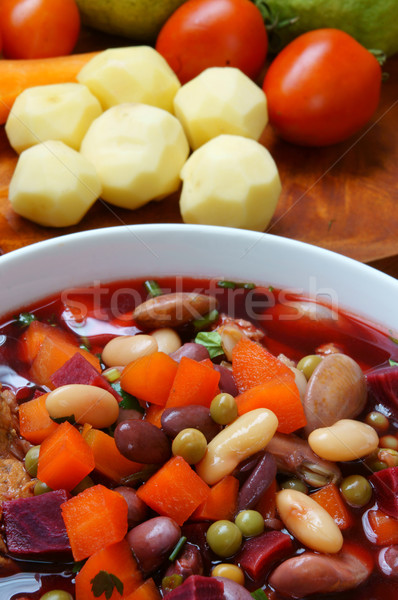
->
[235,380,306,434]
[18,393,59,444]
[192,476,239,521]
[0,52,99,125]
[144,404,165,429]
[30,335,101,387]
[255,478,278,520]
[310,484,353,530]
[82,427,143,484]
[124,578,161,600]
[121,352,178,406]
[166,357,220,408]
[75,539,142,600]
[137,456,210,526]
[61,484,128,561]
[20,320,75,364]
[232,338,295,393]
[367,509,398,546]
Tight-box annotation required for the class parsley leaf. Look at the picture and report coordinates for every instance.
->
[91,571,124,599]
[389,358,398,366]
[51,414,76,425]
[14,312,37,327]
[195,330,224,359]
[251,589,269,600]
[110,381,144,412]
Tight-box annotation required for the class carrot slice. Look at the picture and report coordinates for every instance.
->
[137,456,210,526]
[20,320,75,364]
[144,404,165,429]
[0,52,99,125]
[192,475,239,521]
[166,357,220,408]
[235,380,306,434]
[18,393,59,444]
[121,352,178,406]
[75,539,142,600]
[124,578,161,600]
[310,483,353,530]
[37,421,95,492]
[367,509,398,546]
[232,338,295,393]
[61,484,128,561]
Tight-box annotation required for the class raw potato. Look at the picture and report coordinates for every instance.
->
[180,134,282,231]
[77,46,181,113]
[80,103,189,209]
[174,67,268,150]
[5,83,102,153]
[9,141,102,227]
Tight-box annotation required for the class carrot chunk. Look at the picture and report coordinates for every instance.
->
[166,357,220,408]
[37,421,95,492]
[367,509,398,546]
[310,483,353,530]
[18,393,58,444]
[137,456,210,526]
[144,404,165,429]
[121,352,178,406]
[192,476,239,521]
[61,484,128,561]
[20,320,74,364]
[124,578,161,600]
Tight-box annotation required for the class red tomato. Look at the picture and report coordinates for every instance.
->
[156,0,268,84]
[0,0,80,59]
[263,29,382,147]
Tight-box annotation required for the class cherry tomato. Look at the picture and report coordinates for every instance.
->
[155,0,268,84]
[263,29,382,147]
[0,0,80,59]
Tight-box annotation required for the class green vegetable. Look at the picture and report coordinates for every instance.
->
[161,574,184,592]
[143,279,163,297]
[51,414,76,425]
[251,589,269,600]
[389,358,398,366]
[14,311,37,327]
[169,536,187,561]
[217,280,256,290]
[90,570,123,600]
[193,309,219,331]
[195,330,223,359]
[110,381,144,412]
[206,520,242,557]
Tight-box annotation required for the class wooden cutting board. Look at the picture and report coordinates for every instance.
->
[0,30,397,268]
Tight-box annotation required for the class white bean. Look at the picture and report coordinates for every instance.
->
[102,334,158,367]
[150,328,182,354]
[277,489,343,554]
[308,419,379,462]
[196,408,278,485]
[46,384,119,428]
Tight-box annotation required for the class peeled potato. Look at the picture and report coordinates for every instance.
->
[180,134,282,231]
[174,67,268,150]
[5,83,102,153]
[77,46,181,113]
[9,141,102,227]
[80,103,189,209]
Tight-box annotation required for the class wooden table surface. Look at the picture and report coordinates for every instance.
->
[0,29,397,277]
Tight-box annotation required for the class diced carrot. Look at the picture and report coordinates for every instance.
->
[137,456,210,526]
[121,352,178,406]
[310,484,353,530]
[82,427,143,484]
[37,421,95,492]
[166,357,220,408]
[0,52,99,125]
[255,479,278,520]
[124,578,161,600]
[75,539,142,600]
[192,476,239,521]
[367,509,398,546]
[30,335,101,387]
[20,320,74,364]
[18,393,59,444]
[235,380,306,434]
[61,484,128,561]
[232,338,295,393]
[144,404,165,429]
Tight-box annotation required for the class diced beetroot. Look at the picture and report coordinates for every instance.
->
[370,466,398,519]
[236,530,294,582]
[366,367,398,414]
[165,575,224,599]
[3,489,72,558]
[50,352,121,401]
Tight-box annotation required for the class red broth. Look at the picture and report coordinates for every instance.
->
[0,276,398,600]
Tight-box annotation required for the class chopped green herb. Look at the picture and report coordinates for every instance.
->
[268,286,275,292]
[217,280,256,290]
[195,330,224,359]
[169,536,187,561]
[161,574,184,593]
[103,367,121,383]
[79,344,90,352]
[80,336,91,351]
[144,280,162,297]
[110,381,144,412]
[390,335,398,345]
[72,559,86,573]
[91,571,124,600]
[51,414,76,425]
[193,309,219,331]
[251,589,269,600]
[389,358,398,366]
[14,312,37,327]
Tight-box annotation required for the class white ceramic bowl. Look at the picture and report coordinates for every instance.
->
[0,224,397,335]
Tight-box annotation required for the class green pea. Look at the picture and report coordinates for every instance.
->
[280,478,308,494]
[34,480,52,496]
[72,476,95,495]
[40,590,73,600]
[296,355,322,380]
[365,411,389,432]
[24,445,41,477]
[210,393,238,425]
[172,428,207,464]
[340,475,372,507]
[368,459,388,472]
[206,520,242,557]
[379,435,398,451]
[235,510,265,537]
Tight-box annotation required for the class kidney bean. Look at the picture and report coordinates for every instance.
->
[116,408,142,425]
[161,405,221,442]
[133,293,218,329]
[163,542,203,589]
[237,452,277,512]
[115,419,171,464]
[214,576,253,599]
[127,516,181,573]
[214,364,238,397]
[170,342,210,363]
[113,486,147,529]
[378,545,398,577]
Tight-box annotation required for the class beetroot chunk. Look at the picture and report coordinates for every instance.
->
[366,366,398,413]
[50,352,120,401]
[236,530,294,583]
[165,575,224,599]
[3,489,71,558]
[370,466,398,518]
